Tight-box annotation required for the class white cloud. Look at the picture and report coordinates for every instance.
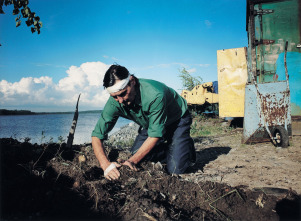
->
[58,65,88,91]
[197,64,210,67]
[0,61,111,111]
[187,68,196,73]
[102,55,120,62]
[158,63,187,68]
[205,20,212,28]
[33,63,68,68]
[131,62,188,71]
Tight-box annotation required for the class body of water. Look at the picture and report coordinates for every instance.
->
[0,112,131,144]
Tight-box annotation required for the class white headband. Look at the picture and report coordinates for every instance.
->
[106,75,130,94]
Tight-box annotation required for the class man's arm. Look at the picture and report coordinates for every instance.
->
[127,137,160,164]
[92,136,121,180]
[124,94,165,167]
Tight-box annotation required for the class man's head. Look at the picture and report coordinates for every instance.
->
[103,64,137,106]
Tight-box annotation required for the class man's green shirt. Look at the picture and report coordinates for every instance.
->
[92,78,188,140]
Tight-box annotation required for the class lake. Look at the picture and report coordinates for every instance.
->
[0,112,131,144]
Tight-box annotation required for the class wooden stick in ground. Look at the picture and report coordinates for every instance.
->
[67,93,81,148]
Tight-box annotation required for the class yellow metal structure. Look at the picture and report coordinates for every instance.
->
[217,47,248,118]
[181,82,218,105]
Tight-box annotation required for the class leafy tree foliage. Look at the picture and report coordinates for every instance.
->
[0,0,42,34]
[179,67,203,91]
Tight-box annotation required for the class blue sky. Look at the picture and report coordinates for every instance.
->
[0,0,247,112]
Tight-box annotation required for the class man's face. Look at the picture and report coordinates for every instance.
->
[110,76,136,106]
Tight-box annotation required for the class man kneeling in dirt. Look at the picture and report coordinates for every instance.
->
[91,64,196,180]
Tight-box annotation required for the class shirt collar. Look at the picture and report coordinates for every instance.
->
[133,87,141,106]
[126,86,141,111]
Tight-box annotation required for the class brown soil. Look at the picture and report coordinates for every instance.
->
[1,134,300,220]
[184,129,301,194]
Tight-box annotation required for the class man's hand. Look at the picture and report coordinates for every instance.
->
[123,160,138,171]
[118,159,138,171]
[103,162,121,180]
[92,137,121,180]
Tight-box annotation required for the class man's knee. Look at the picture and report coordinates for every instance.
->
[166,140,196,174]
[167,162,190,174]
[166,154,191,174]
[130,128,148,154]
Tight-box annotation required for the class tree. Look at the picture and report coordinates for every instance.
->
[179,67,203,91]
[0,0,42,34]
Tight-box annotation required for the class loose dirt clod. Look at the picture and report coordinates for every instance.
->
[78,155,86,163]
[255,193,265,208]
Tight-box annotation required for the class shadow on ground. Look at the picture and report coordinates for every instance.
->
[192,146,231,172]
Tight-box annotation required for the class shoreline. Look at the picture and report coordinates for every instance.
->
[0,122,138,147]
[106,122,139,148]
[0,109,102,116]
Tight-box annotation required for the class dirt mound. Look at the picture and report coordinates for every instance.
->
[1,138,300,220]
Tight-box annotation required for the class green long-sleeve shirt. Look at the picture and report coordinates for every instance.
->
[91,78,187,140]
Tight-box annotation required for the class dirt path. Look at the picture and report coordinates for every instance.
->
[182,130,301,195]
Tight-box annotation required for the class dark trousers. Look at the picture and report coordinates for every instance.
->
[130,111,196,174]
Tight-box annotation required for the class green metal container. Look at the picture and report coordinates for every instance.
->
[243,0,300,144]
[246,0,301,116]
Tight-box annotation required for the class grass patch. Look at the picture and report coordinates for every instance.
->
[190,115,233,137]
[106,138,135,149]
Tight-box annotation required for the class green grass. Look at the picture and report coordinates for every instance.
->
[190,115,233,137]
[107,138,135,149]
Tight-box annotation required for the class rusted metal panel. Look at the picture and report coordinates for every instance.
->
[242,81,291,143]
[254,0,300,83]
[246,0,300,137]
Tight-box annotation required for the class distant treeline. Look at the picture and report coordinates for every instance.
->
[0,109,101,116]
[0,109,35,115]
